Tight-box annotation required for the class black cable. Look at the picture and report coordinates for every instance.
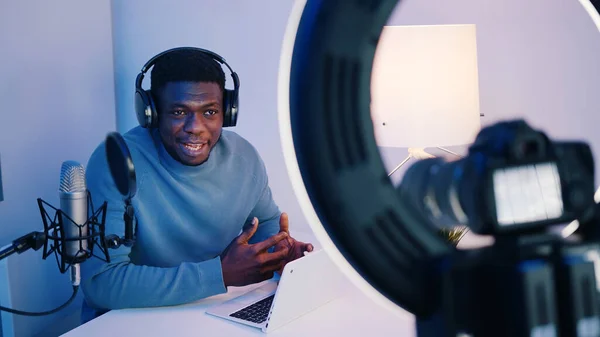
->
[0,285,79,316]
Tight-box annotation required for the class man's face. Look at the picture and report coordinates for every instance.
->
[156,81,224,166]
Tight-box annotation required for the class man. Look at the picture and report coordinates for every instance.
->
[80,48,313,322]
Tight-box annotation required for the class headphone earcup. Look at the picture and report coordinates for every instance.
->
[135,89,158,128]
[222,90,231,127]
[222,89,238,128]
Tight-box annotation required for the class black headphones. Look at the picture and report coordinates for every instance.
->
[134,47,240,128]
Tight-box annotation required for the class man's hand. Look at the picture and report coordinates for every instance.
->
[220,217,290,287]
[273,212,314,273]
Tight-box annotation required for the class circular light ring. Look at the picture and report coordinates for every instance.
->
[281,0,600,317]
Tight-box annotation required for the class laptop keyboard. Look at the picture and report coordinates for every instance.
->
[229,294,275,324]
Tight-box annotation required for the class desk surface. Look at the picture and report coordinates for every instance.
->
[62,278,416,337]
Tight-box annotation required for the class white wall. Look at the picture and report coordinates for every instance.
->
[110,0,313,241]
[380,0,600,183]
[0,1,116,336]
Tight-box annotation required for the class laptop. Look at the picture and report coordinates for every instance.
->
[206,249,347,333]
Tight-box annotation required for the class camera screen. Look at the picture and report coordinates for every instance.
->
[493,162,564,226]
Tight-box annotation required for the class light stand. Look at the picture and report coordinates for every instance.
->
[387,147,461,177]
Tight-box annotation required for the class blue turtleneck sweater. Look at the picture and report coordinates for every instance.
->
[80,126,281,320]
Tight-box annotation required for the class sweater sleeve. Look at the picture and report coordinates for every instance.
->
[80,143,227,311]
[247,184,281,245]
[245,151,281,246]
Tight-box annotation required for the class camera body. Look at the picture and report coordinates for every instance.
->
[474,121,596,235]
[402,120,596,236]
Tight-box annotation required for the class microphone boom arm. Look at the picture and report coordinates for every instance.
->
[0,230,80,317]
[0,231,46,261]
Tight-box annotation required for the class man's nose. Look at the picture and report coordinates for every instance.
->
[183,113,207,133]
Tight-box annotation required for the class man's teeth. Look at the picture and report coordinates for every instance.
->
[184,143,204,150]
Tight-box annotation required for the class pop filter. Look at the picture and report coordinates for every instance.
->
[104,132,137,247]
[105,132,136,201]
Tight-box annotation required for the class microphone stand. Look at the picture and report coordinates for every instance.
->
[0,231,46,261]
[0,230,80,316]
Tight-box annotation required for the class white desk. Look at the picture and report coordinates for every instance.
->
[61,279,416,337]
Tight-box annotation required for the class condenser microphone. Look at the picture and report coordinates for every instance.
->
[59,160,89,286]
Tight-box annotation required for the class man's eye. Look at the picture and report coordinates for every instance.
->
[172,110,186,116]
[204,110,218,116]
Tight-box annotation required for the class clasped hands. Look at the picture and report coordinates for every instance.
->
[220,212,313,287]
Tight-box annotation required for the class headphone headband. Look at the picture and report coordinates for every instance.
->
[136,47,240,93]
[134,46,240,128]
